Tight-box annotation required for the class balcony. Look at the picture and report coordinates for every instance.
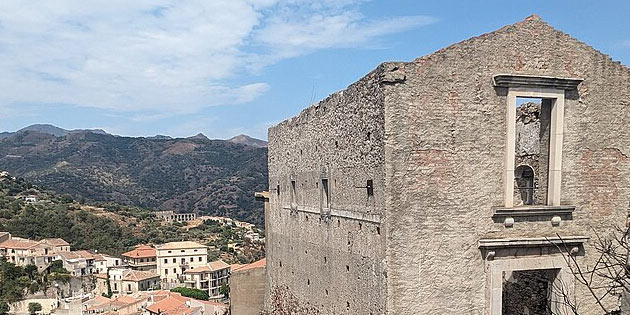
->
[127,261,156,267]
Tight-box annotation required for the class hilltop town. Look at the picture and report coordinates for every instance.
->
[0,171,266,314]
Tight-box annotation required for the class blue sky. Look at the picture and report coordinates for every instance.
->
[0,0,628,140]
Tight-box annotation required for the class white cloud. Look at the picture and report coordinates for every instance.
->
[255,9,436,58]
[0,0,436,115]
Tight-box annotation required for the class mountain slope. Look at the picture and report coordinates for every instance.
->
[228,134,268,148]
[0,131,268,225]
[0,124,109,139]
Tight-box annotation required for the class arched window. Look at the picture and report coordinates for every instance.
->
[515,165,535,205]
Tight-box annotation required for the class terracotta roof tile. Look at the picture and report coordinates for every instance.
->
[40,238,69,246]
[115,295,140,305]
[184,259,230,274]
[58,251,82,260]
[208,259,229,271]
[122,246,156,258]
[233,258,266,273]
[230,263,244,271]
[74,250,97,259]
[94,273,108,279]
[184,265,211,273]
[0,239,39,249]
[146,295,189,314]
[123,270,160,282]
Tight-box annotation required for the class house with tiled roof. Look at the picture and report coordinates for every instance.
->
[146,294,201,315]
[0,233,69,271]
[182,259,230,299]
[155,241,208,289]
[40,238,70,252]
[145,291,227,315]
[95,268,160,297]
[57,251,90,276]
[121,245,157,272]
[81,294,143,314]
[94,253,123,274]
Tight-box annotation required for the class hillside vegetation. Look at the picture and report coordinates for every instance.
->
[0,131,268,225]
[0,175,265,263]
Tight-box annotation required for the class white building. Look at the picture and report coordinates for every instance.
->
[93,254,123,274]
[156,241,208,288]
[121,245,157,272]
[0,234,70,271]
[183,260,231,299]
[97,268,160,296]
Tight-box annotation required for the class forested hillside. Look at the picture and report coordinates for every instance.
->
[0,130,268,225]
[0,175,265,263]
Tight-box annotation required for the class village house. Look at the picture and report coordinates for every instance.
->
[0,233,70,271]
[121,244,157,272]
[182,259,230,299]
[57,249,106,276]
[95,268,160,297]
[155,241,208,289]
[265,15,630,315]
[144,290,228,315]
[82,295,144,315]
[39,238,70,253]
[57,251,90,276]
[94,254,123,274]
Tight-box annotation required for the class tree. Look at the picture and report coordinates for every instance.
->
[0,302,9,315]
[27,302,41,314]
[170,287,209,301]
[59,194,73,204]
[551,226,630,314]
[219,283,229,299]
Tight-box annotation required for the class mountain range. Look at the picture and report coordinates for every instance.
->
[0,125,269,225]
[0,124,268,148]
[0,124,109,139]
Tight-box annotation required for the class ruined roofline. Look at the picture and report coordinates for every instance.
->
[270,63,390,131]
[270,14,629,133]
[412,14,629,72]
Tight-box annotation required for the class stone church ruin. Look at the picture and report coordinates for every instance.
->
[264,15,630,314]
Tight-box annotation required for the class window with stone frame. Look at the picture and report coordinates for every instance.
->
[290,177,297,208]
[321,178,330,209]
[513,97,552,206]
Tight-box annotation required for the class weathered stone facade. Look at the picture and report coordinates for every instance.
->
[266,15,630,314]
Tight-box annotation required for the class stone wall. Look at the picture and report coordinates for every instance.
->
[266,66,388,314]
[231,266,266,315]
[266,15,630,315]
[383,16,630,314]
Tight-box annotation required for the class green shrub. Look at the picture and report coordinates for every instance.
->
[0,301,9,314]
[27,302,41,314]
[170,287,209,301]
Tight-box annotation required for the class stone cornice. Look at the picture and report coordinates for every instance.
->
[478,235,589,249]
[493,74,583,90]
